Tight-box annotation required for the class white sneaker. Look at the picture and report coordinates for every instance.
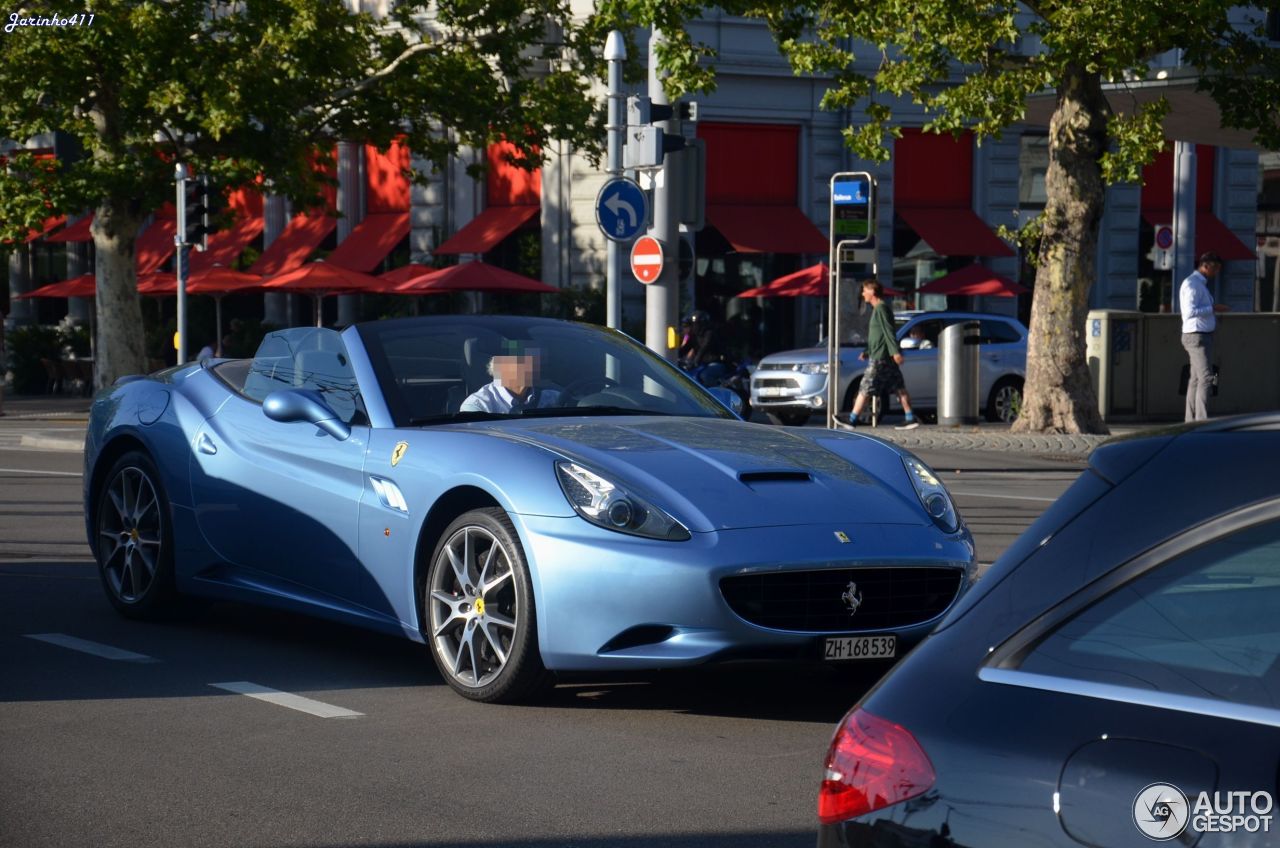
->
[895,419,920,430]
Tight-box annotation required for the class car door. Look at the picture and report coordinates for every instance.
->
[898,318,944,407]
[189,327,370,602]
[976,318,1025,399]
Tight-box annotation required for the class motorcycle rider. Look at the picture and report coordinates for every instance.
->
[679,310,728,380]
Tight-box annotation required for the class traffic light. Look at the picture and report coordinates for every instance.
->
[624,96,698,170]
[180,175,218,251]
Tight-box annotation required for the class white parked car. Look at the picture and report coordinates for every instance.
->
[751,311,1027,425]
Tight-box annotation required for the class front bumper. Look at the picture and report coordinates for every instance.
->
[751,370,828,411]
[513,514,975,671]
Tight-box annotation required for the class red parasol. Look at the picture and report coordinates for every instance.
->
[395,260,557,294]
[261,260,386,326]
[15,274,97,299]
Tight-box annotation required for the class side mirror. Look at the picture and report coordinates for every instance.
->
[707,386,744,417]
[900,337,919,350]
[263,389,351,441]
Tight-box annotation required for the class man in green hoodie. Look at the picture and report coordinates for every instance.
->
[838,279,919,430]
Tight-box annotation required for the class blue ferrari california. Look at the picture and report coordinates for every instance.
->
[84,316,976,702]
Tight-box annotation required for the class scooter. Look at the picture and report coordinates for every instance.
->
[682,357,754,420]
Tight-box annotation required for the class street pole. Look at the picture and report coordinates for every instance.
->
[646,28,680,361]
[1173,141,1197,299]
[174,162,189,365]
[605,30,626,331]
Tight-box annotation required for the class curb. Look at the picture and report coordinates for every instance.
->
[847,426,1109,459]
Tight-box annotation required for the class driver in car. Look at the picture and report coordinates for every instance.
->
[460,346,562,413]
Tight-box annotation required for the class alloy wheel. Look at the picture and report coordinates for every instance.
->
[428,525,519,689]
[97,466,164,603]
[994,384,1021,423]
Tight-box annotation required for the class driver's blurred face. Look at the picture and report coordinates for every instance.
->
[495,352,541,394]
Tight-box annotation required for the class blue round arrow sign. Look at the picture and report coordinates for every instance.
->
[596,177,649,243]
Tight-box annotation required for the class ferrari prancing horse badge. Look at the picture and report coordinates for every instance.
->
[391,441,408,467]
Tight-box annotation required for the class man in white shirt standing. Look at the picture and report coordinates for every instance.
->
[1179,251,1230,422]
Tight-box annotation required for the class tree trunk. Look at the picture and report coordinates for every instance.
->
[92,198,146,390]
[1012,64,1110,435]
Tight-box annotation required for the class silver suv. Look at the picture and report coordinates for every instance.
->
[751,311,1027,425]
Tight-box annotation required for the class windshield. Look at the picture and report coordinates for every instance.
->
[356,316,737,426]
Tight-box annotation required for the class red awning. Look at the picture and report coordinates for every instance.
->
[327,212,411,272]
[46,214,93,243]
[136,217,177,274]
[705,205,828,254]
[896,207,1014,257]
[248,213,338,276]
[25,216,66,243]
[192,216,264,272]
[1140,211,1254,261]
[433,205,538,255]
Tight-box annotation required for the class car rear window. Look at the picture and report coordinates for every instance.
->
[1016,516,1280,711]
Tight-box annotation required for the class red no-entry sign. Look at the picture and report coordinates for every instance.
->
[630,235,664,284]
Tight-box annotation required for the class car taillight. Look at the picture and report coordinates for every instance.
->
[817,707,936,825]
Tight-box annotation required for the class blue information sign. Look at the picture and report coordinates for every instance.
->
[831,175,872,242]
[596,177,648,243]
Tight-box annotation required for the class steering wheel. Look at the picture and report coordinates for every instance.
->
[559,376,620,406]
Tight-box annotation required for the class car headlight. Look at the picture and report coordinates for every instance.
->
[555,461,690,541]
[797,362,829,374]
[902,456,959,533]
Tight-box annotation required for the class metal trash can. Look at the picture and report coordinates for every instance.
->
[938,321,980,426]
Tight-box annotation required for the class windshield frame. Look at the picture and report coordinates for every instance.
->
[355,315,737,428]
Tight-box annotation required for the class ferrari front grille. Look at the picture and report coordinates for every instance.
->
[719,567,962,632]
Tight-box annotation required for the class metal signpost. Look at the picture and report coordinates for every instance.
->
[174,162,190,365]
[603,30,627,330]
[827,172,876,428]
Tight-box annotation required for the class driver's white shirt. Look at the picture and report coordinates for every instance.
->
[459,381,560,413]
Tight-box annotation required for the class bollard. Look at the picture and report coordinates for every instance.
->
[938,321,980,425]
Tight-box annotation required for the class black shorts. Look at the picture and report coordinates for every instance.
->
[859,358,905,397]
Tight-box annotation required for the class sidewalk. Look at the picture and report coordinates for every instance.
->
[832,418,1144,460]
[0,395,93,452]
[1,392,1167,458]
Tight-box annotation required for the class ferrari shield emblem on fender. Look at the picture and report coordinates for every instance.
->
[391,441,408,467]
[834,531,850,543]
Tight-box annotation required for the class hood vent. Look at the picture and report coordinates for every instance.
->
[738,470,812,484]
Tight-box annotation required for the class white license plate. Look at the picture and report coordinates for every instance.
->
[756,387,787,397]
[824,635,897,661]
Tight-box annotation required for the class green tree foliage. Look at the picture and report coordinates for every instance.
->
[1,0,607,385]
[603,0,1280,432]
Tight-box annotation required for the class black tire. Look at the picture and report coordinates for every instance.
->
[424,508,551,703]
[93,450,177,619]
[766,411,810,427]
[986,377,1024,423]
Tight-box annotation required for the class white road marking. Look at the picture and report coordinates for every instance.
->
[0,467,82,477]
[25,633,158,662]
[949,490,1057,503]
[210,682,363,718]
